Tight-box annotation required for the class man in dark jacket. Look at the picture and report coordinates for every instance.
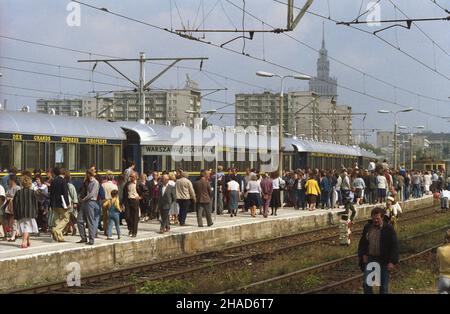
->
[49,167,70,242]
[358,207,399,294]
[157,174,176,233]
[193,170,213,227]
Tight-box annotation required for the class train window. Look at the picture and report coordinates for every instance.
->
[90,145,96,169]
[13,141,22,170]
[68,144,76,171]
[55,143,67,169]
[97,146,104,170]
[192,161,201,172]
[114,145,121,171]
[25,142,39,171]
[49,143,55,169]
[40,143,46,170]
[203,160,215,172]
[79,144,90,170]
[103,145,114,171]
[0,140,12,171]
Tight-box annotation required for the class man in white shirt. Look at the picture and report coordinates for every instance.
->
[441,190,450,212]
[368,160,376,172]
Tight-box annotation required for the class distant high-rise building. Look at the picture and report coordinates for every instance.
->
[377,131,394,148]
[36,98,83,116]
[112,75,201,126]
[309,24,338,99]
[36,76,202,127]
[235,91,353,144]
[235,91,289,132]
[82,97,114,119]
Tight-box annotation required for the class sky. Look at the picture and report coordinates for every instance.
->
[1,0,449,144]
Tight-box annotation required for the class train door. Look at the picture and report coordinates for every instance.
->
[296,152,307,169]
[123,143,141,172]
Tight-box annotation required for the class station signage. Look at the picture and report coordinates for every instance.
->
[143,145,216,156]
[0,133,121,145]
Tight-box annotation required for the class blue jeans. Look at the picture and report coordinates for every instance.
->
[107,209,121,238]
[363,257,390,294]
[296,189,306,209]
[412,184,420,198]
[321,191,330,208]
[404,185,409,200]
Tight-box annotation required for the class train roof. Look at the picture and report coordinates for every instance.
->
[115,121,175,145]
[117,121,377,158]
[0,111,126,140]
[0,113,376,158]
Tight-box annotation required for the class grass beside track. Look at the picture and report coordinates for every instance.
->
[137,211,450,294]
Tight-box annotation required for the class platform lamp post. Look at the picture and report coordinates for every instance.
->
[256,71,311,176]
[398,125,425,170]
[378,107,414,170]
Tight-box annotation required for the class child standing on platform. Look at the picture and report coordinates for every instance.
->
[103,190,122,240]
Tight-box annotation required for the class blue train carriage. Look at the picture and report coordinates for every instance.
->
[0,111,126,181]
[289,136,376,171]
[117,122,281,175]
[116,120,376,175]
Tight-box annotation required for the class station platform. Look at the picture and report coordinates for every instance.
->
[0,195,433,291]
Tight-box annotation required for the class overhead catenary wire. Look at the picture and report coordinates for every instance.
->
[71,0,449,121]
[388,0,450,59]
[4,1,448,123]
[228,0,450,94]
[353,0,383,22]
[272,0,450,83]
[0,83,87,98]
[222,0,450,113]
[0,34,272,92]
[0,56,130,82]
[220,0,238,29]
[0,65,132,89]
[429,0,450,14]
[0,91,67,100]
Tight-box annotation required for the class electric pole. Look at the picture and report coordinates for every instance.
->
[78,53,208,121]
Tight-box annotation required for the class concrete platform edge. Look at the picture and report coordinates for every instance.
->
[0,196,433,291]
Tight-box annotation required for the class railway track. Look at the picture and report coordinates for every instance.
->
[218,225,449,294]
[8,204,446,294]
[301,245,439,294]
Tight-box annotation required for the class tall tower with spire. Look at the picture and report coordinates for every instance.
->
[309,22,338,99]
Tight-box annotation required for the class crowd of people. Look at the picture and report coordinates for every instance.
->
[0,159,449,249]
[0,158,449,294]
